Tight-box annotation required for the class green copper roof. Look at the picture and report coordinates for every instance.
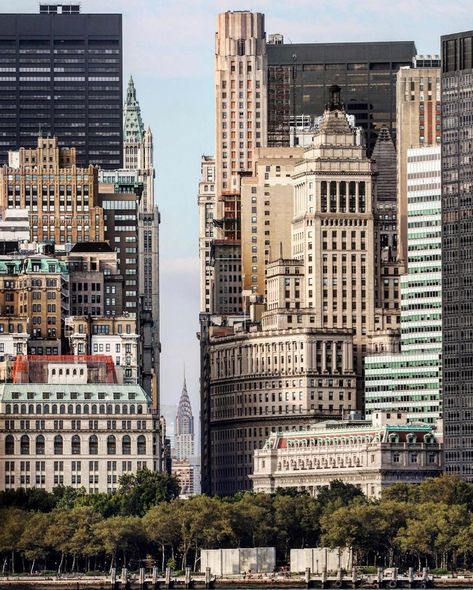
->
[123,75,145,143]
[0,383,151,404]
[0,256,68,275]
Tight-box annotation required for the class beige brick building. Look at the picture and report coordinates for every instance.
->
[396,60,441,263]
[0,136,104,245]
[241,147,303,297]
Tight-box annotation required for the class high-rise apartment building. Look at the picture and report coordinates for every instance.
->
[0,136,104,245]
[267,40,416,153]
[240,147,303,297]
[441,31,473,478]
[396,58,441,263]
[365,146,441,423]
[0,4,122,169]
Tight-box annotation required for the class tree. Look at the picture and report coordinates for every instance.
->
[117,469,180,516]
[144,501,181,571]
[173,497,233,570]
[0,508,27,573]
[95,515,146,570]
[228,493,276,548]
[18,512,51,573]
[317,480,365,513]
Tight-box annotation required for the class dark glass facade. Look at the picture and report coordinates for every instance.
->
[441,30,473,479]
[267,41,416,153]
[0,11,122,169]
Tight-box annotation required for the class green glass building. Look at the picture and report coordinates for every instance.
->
[365,146,441,423]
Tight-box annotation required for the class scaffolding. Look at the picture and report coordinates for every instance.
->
[12,355,118,384]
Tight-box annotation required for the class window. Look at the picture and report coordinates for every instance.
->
[137,435,146,455]
[71,435,81,455]
[122,435,131,455]
[36,435,45,455]
[54,435,63,455]
[5,434,14,455]
[107,435,116,455]
[89,435,98,455]
[20,434,30,455]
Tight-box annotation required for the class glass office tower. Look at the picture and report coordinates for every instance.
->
[441,30,473,478]
[0,4,122,169]
[267,41,416,153]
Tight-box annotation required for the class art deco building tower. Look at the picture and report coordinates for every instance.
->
[175,375,195,460]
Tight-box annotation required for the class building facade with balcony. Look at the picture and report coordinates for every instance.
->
[251,412,443,497]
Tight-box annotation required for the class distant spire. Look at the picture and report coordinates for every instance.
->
[123,74,144,142]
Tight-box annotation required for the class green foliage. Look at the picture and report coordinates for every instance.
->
[5,474,473,574]
[117,468,181,516]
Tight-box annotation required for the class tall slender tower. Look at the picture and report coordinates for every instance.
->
[441,31,473,479]
[122,77,160,411]
[175,374,195,460]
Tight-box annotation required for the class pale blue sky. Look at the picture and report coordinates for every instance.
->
[5,0,472,423]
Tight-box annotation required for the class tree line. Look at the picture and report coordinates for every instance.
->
[3,473,473,575]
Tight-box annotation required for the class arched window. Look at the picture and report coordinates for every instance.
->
[59,404,65,414]
[13,404,19,414]
[89,435,98,455]
[107,435,116,455]
[54,435,63,455]
[36,435,45,455]
[137,435,146,455]
[20,434,30,455]
[91,404,97,415]
[5,434,14,455]
[76,404,81,414]
[122,435,131,455]
[71,435,81,455]
[83,404,89,414]
[51,404,57,415]
[115,405,121,414]
[137,405,143,414]
[36,404,41,414]
[122,405,128,415]
[21,404,26,414]
[68,404,73,414]
[107,404,113,414]
[28,404,34,414]
[99,404,105,414]
[130,404,135,414]
[43,404,49,414]
[5,404,11,414]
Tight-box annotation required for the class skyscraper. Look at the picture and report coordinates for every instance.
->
[175,375,195,460]
[365,146,442,423]
[441,30,473,478]
[396,58,441,263]
[0,4,122,169]
[267,40,417,154]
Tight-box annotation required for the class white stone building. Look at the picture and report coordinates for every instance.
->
[251,412,442,498]
[0,379,158,494]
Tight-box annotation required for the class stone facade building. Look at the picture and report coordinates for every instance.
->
[251,412,443,497]
[0,254,68,355]
[65,314,139,385]
[0,361,158,494]
[0,136,104,245]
